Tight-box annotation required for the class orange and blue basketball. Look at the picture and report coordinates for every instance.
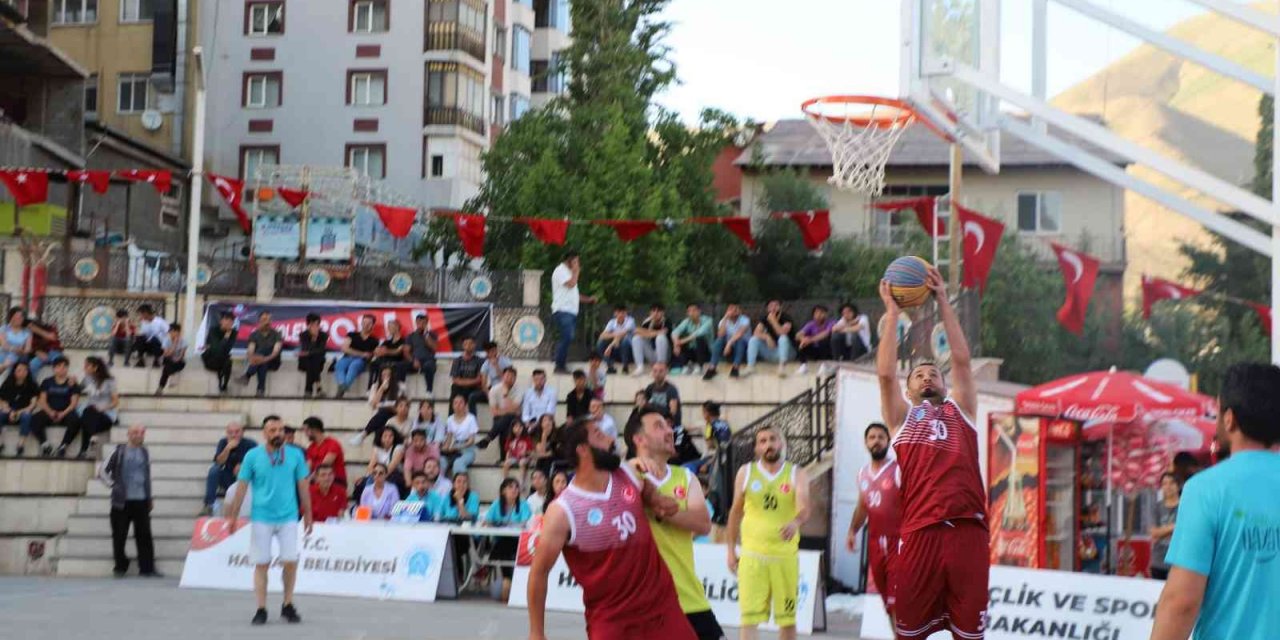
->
[884,256,933,308]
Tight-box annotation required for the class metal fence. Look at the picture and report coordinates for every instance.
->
[45,249,187,293]
[274,264,523,305]
[727,374,837,473]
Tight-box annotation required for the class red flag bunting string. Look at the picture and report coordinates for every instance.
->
[1137,273,1273,336]
[873,197,946,237]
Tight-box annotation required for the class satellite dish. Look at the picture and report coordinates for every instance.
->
[140,110,163,131]
[1145,358,1191,390]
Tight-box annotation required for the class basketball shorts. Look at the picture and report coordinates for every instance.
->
[738,552,800,627]
[249,521,299,565]
[867,532,899,615]
[585,599,696,640]
[889,519,989,639]
[686,609,726,640]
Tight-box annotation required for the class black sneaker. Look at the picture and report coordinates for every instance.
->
[40,444,53,458]
[476,438,491,450]
[135,361,146,369]
[730,367,740,379]
[251,608,268,625]
[303,390,313,399]
[702,368,717,381]
[112,568,127,578]
[54,446,67,458]
[553,366,569,375]
[280,603,301,624]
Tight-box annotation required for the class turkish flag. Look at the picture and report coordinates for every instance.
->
[693,216,755,249]
[372,203,418,239]
[1248,302,1273,334]
[873,196,945,237]
[206,173,251,233]
[1140,276,1202,319]
[597,220,659,242]
[278,187,309,208]
[516,217,569,245]
[1051,242,1100,336]
[116,169,172,194]
[955,204,1003,293]
[0,170,50,207]
[66,170,112,195]
[453,213,486,257]
[778,210,831,250]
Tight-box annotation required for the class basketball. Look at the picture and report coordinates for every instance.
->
[884,256,933,308]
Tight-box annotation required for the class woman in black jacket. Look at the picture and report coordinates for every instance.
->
[0,361,38,456]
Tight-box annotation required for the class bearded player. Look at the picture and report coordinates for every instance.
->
[844,422,901,620]
[626,406,726,640]
[726,426,811,640]
[876,266,988,639]
[526,416,694,640]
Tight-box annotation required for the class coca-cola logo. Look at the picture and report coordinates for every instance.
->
[1062,404,1126,422]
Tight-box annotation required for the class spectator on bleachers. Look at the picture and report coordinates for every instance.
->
[586,352,607,400]
[349,367,405,447]
[31,357,81,458]
[406,314,438,397]
[484,477,532,601]
[644,362,683,427]
[521,369,557,426]
[441,394,479,476]
[78,356,119,455]
[107,309,133,367]
[370,319,409,384]
[448,337,484,409]
[831,303,871,362]
[437,470,480,523]
[128,305,167,369]
[353,428,405,500]
[589,397,617,441]
[403,427,440,478]
[705,303,751,380]
[670,303,713,375]
[0,361,37,456]
[404,472,444,522]
[384,398,415,439]
[533,414,562,476]
[27,317,64,376]
[697,401,732,478]
[303,417,345,487]
[796,304,836,377]
[565,370,592,421]
[309,463,347,522]
[478,340,513,395]
[421,456,451,495]
[335,315,379,398]
[201,422,257,516]
[103,424,159,577]
[747,299,795,376]
[413,400,444,442]
[550,470,569,499]
[155,323,187,394]
[478,366,520,451]
[0,307,32,376]
[359,462,400,520]
[297,314,329,398]
[201,311,236,393]
[597,305,636,373]
[526,468,551,515]
[501,420,534,480]
[239,312,283,398]
[550,250,597,375]
[630,304,671,377]
[283,426,305,455]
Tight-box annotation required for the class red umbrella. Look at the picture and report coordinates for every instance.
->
[1015,367,1213,423]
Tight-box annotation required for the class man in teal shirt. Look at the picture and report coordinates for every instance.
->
[670,303,714,375]
[224,415,312,626]
[1151,363,1280,640]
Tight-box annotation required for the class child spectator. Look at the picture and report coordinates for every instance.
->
[156,323,187,394]
[586,352,607,400]
[107,309,134,366]
[501,420,535,480]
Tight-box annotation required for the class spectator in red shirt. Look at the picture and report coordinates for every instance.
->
[309,464,347,522]
[304,417,346,486]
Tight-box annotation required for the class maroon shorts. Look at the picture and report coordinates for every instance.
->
[889,519,989,639]
[868,532,899,614]
[586,600,697,640]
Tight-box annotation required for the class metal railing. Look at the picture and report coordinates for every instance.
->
[424,106,486,135]
[727,374,837,474]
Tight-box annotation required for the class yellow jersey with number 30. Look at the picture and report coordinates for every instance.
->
[646,464,712,614]
[742,460,799,557]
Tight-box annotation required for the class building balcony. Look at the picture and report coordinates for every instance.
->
[425,25,486,63]
[424,106,485,136]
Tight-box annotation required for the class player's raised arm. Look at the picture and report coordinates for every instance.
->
[876,280,909,432]
[527,501,570,640]
[924,266,977,418]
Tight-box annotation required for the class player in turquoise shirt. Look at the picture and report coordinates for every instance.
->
[1152,363,1280,640]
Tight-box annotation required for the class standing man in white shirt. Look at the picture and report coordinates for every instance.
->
[521,369,557,426]
[130,305,170,369]
[550,250,597,375]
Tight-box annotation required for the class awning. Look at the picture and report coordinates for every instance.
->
[0,20,88,78]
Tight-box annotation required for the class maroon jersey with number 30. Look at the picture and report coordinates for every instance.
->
[892,397,987,535]
[858,458,902,543]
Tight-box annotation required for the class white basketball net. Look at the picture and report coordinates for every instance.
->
[804,101,915,196]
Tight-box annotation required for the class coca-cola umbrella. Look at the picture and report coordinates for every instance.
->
[1015,367,1213,424]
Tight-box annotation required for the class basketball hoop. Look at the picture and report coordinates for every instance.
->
[801,95,949,196]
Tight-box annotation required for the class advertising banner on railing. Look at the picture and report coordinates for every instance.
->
[195,300,491,356]
[253,216,302,260]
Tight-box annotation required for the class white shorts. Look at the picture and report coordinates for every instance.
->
[249,521,299,565]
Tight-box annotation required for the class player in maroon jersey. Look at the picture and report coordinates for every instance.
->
[876,266,989,639]
[526,416,695,640]
[845,422,902,619]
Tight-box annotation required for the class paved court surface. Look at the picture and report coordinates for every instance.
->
[0,576,862,639]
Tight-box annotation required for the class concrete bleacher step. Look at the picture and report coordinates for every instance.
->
[58,535,193,559]
[117,410,247,429]
[56,557,186,577]
[66,514,197,538]
[76,497,204,518]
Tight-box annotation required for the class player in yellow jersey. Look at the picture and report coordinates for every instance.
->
[726,426,810,640]
[626,406,726,640]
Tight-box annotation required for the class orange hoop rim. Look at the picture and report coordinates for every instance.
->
[801,95,952,140]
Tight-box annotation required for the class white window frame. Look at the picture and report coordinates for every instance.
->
[119,0,152,23]
[349,72,386,106]
[52,0,98,24]
[352,0,387,33]
[159,181,183,229]
[511,25,531,74]
[116,73,152,114]
[247,2,284,36]
[241,147,280,201]
[347,145,386,179]
[491,93,505,127]
[1017,191,1064,234]
[245,73,280,108]
[493,25,507,57]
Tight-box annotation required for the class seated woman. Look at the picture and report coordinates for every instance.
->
[525,468,552,516]
[349,367,405,447]
[412,400,445,442]
[0,361,38,457]
[0,307,31,377]
[352,427,405,500]
[440,395,478,476]
[482,477,533,601]
[358,463,399,520]
[383,398,414,439]
[78,357,119,457]
[532,413,562,477]
[436,470,480,524]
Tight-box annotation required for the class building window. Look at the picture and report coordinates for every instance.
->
[350,0,388,33]
[117,73,152,114]
[348,70,387,106]
[119,0,153,22]
[426,0,487,63]
[431,155,444,177]
[1017,191,1062,234]
[491,93,504,127]
[511,25,531,74]
[493,24,506,57]
[241,146,280,198]
[53,0,97,24]
[84,75,99,117]
[534,0,569,30]
[425,61,487,135]
[246,1,284,35]
[509,93,530,122]
[159,181,182,229]
[533,56,566,94]
[346,144,386,178]
[531,59,548,93]
[243,72,282,108]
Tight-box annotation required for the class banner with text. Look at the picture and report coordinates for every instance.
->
[179,518,451,602]
[195,300,491,356]
[861,565,1164,639]
[508,544,823,635]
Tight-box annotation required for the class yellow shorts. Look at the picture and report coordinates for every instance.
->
[737,552,799,627]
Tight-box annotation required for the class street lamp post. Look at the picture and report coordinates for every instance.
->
[183,46,207,349]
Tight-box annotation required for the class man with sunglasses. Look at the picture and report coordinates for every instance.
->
[224,415,312,626]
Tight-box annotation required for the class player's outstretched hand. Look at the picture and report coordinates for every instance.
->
[878,279,899,314]
[924,265,946,297]
[651,494,680,519]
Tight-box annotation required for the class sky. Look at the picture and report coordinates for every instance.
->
[655,0,1225,125]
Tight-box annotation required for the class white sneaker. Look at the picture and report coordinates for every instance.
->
[796,363,809,376]
[347,433,363,447]
[818,363,833,377]
[778,365,789,377]
[688,365,701,375]
[632,365,647,377]
[743,365,755,377]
